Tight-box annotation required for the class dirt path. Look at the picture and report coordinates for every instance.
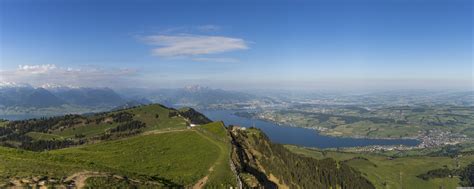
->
[61,129,222,189]
[64,171,107,189]
[142,128,219,189]
[192,175,209,189]
[192,165,215,189]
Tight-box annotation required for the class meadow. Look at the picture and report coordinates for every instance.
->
[1,126,234,187]
[0,104,237,188]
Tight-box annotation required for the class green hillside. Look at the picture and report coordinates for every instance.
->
[286,145,474,188]
[0,104,192,151]
[0,130,231,187]
[194,121,237,188]
[0,104,238,188]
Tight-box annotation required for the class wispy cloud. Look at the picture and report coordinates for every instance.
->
[17,64,58,74]
[154,25,221,34]
[142,34,249,58]
[0,64,138,88]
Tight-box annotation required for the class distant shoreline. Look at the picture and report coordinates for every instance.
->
[232,111,420,141]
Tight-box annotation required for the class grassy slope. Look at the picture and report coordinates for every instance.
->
[0,146,90,185]
[0,103,238,188]
[52,123,119,138]
[124,104,187,131]
[0,104,238,187]
[26,132,65,140]
[196,121,237,188]
[53,131,219,185]
[286,145,474,189]
[0,130,223,186]
[40,104,187,140]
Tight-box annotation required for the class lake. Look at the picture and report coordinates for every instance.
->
[201,109,420,148]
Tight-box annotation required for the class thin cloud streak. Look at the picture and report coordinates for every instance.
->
[143,34,248,57]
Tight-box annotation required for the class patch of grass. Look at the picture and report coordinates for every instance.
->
[21,104,187,141]
[26,132,65,140]
[85,177,134,188]
[0,147,84,179]
[85,176,157,188]
[194,122,237,188]
[199,121,228,140]
[0,121,7,127]
[123,104,187,131]
[0,130,230,187]
[52,123,118,138]
[0,105,238,187]
[52,131,220,185]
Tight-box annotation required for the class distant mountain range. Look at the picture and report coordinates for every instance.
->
[0,86,126,108]
[0,87,66,108]
[0,84,259,110]
[117,85,260,107]
[53,88,125,107]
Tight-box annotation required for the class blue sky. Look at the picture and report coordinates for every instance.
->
[0,0,472,90]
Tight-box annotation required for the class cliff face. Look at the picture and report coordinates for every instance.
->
[229,126,375,189]
[229,127,277,188]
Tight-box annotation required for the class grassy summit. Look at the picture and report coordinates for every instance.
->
[0,131,222,187]
[0,104,237,188]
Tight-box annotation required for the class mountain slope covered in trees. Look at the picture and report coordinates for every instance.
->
[229,126,375,189]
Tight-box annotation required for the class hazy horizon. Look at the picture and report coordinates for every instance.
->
[1,0,472,90]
